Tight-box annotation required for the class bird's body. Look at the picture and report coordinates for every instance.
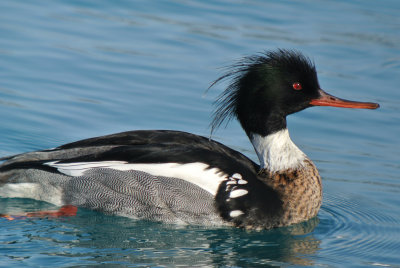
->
[0,49,379,229]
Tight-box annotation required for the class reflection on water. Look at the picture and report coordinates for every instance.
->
[3,186,396,266]
[0,199,321,267]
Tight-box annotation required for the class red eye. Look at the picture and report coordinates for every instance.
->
[292,82,302,90]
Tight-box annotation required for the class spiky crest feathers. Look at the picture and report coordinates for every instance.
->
[210,49,317,135]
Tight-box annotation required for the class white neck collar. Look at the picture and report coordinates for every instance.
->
[250,129,306,172]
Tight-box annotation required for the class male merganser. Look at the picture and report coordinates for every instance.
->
[0,49,379,229]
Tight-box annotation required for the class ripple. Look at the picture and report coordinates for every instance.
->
[316,192,400,264]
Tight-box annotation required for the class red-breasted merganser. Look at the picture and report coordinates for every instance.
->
[0,49,379,229]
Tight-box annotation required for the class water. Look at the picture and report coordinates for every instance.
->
[0,0,399,267]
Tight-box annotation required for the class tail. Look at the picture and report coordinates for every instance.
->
[0,154,19,162]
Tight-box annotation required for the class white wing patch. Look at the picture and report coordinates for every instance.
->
[45,161,127,176]
[45,161,228,196]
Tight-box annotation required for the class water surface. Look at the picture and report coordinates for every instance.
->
[0,0,399,267]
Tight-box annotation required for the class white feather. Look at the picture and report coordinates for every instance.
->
[231,173,242,179]
[44,161,127,176]
[45,161,228,196]
[237,179,248,185]
[250,129,306,172]
[229,210,244,217]
[229,189,248,198]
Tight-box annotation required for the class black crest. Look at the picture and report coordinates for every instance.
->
[210,49,317,134]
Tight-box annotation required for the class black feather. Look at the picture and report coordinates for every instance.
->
[209,49,316,134]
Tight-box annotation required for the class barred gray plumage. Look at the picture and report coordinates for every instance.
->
[2,167,226,225]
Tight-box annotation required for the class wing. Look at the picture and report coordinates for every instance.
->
[0,130,283,227]
[0,130,259,195]
[1,130,258,173]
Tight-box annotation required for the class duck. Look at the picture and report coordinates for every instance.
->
[0,49,379,229]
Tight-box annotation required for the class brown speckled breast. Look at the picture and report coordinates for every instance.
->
[258,158,322,226]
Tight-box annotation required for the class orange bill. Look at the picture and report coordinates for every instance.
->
[310,89,379,109]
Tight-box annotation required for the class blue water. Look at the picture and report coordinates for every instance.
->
[0,0,399,267]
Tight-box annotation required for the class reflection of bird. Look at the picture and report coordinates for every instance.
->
[0,49,379,229]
